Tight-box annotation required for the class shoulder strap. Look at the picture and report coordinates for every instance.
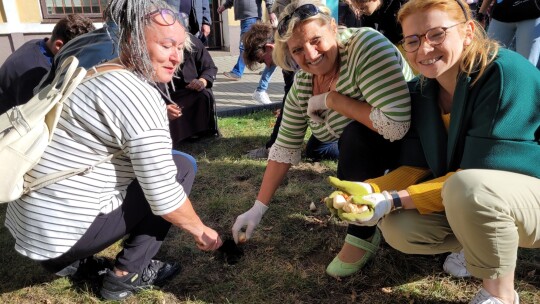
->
[18,58,128,195]
[23,150,124,194]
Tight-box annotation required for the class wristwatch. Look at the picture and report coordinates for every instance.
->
[389,190,403,211]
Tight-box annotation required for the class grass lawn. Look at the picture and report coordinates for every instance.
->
[0,110,538,303]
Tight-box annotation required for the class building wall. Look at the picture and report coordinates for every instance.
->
[0,3,6,23]
[220,5,270,55]
[16,0,42,23]
[0,0,257,65]
[0,0,58,64]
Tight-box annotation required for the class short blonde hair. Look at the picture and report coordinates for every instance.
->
[398,0,498,85]
[272,0,335,71]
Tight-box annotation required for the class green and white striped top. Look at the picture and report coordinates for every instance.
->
[269,27,415,165]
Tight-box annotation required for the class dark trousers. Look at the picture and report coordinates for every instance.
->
[338,121,401,239]
[265,70,295,149]
[41,152,197,274]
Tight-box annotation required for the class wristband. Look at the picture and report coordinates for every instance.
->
[389,190,403,211]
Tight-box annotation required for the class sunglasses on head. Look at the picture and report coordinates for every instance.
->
[144,8,179,26]
[277,4,320,37]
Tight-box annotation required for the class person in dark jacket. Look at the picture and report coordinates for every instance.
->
[342,0,406,44]
[478,0,540,68]
[0,14,95,114]
[166,33,220,145]
[165,0,212,43]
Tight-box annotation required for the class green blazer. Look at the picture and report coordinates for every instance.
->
[401,49,540,179]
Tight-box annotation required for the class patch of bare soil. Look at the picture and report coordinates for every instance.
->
[294,161,332,174]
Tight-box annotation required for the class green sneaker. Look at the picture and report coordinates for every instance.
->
[326,228,381,278]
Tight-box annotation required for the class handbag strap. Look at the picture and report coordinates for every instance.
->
[23,62,130,195]
[23,150,124,194]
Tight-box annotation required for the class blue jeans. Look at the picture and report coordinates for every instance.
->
[305,135,339,161]
[488,17,540,68]
[172,149,197,174]
[256,64,277,92]
[231,17,259,77]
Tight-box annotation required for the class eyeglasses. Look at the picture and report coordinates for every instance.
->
[399,22,466,53]
[277,4,320,37]
[144,8,179,26]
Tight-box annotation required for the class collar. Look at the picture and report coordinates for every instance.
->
[39,38,55,65]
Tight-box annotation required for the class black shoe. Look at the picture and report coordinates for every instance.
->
[55,256,112,281]
[100,260,181,300]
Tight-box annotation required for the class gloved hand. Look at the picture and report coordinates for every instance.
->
[352,191,393,226]
[325,176,375,222]
[307,92,330,123]
[232,200,268,244]
[327,176,373,196]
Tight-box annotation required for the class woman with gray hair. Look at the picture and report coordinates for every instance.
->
[4,0,222,300]
[232,0,414,278]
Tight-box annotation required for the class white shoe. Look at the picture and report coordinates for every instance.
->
[470,288,519,304]
[443,250,471,278]
[252,90,273,105]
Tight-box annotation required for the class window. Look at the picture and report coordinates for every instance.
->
[40,0,109,21]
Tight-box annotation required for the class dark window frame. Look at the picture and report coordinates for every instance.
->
[39,0,108,22]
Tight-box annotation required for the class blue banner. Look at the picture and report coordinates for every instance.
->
[323,0,339,22]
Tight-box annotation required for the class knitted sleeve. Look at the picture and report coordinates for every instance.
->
[406,172,455,214]
[366,166,456,214]
[366,166,431,193]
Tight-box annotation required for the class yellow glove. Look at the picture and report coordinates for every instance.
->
[327,176,372,196]
[325,176,374,222]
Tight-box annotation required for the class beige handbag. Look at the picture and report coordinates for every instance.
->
[0,56,118,202]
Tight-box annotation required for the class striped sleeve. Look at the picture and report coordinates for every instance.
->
[127,130,186,215]
[88,72,186,215]
[345,28,411,123]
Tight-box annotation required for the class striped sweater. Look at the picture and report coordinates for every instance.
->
[269,27,415,164]
[5,70,186,260]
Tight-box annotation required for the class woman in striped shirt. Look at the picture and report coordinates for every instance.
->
[5,0,222,300]
[231,0,414,278]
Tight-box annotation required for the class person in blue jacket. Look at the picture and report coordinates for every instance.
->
[34,19,119,93]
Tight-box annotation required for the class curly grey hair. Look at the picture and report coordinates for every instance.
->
[105,0,192,83]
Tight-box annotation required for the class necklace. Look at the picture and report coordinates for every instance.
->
[314,69,339,95]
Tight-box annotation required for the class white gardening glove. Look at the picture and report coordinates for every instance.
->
[307,92,330,123]
[353,191,393,226]
[232,200,268,244]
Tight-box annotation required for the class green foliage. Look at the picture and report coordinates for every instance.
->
[0,110,538,303]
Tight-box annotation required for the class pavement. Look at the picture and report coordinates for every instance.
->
[209,50,284,117]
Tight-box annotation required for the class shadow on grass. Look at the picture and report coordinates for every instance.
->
[159,134,540,303]
[0,130,538,303]
[0,204,58,294]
